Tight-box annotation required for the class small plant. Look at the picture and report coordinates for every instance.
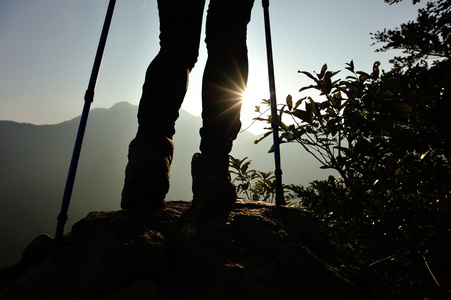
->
[229,156,290,203]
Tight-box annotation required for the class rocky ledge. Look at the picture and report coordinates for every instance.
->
[0,200,372,299]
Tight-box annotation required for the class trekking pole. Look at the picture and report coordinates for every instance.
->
[262,0,284,207]
[49,0,116,258]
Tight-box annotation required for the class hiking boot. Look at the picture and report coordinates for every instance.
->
[191,153,237,211]
[121,133,174,211]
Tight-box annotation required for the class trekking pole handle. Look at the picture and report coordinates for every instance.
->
[85,0,116,103]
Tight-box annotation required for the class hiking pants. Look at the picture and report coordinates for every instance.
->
[137,0,255,156]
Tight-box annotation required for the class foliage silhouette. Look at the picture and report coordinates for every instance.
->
[243,0,451,298]
[229,156,291,204]
[374,0,450,67]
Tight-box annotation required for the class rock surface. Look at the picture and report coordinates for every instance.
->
[0,200,371,299]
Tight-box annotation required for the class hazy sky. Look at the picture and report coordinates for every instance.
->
[0,0,423,133]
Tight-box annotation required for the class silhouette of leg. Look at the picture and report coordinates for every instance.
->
[122,0,205,210]
[192,0,255,211]
[137,0,206,139]
[200,0,255,155]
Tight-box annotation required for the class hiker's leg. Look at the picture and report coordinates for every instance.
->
[122,0,205,210]
[192,0,255,211]
[200,0,254,155]
[137,0,206,139]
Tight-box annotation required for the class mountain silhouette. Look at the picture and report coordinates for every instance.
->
[0,102,328,267]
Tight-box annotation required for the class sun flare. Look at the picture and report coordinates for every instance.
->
[240,71,270,133]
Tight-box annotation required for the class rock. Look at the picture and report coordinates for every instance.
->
[0,200,372,299]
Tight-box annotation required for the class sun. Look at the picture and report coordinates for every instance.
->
[241,87,263,117]
[240,77,270,134]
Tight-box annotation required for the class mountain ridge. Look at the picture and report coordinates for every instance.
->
[0,102,329,267]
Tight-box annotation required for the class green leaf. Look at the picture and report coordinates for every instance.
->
[286,94,293,110]
[292,110,311,123]
[268,144,274,153]
[299,85,317,93]
[420,150,429,160]
[320,64,328,79]
[294,98,305,109]
[345,60,354,72]
[254,131,272,144]
[298,71,317,81]
[280,122,290,132]
[372,61,381,78]
[320,165,332,169]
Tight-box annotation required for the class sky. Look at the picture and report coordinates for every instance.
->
[0,0,424,134]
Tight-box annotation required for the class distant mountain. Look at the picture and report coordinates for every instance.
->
[0,102,329,267]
